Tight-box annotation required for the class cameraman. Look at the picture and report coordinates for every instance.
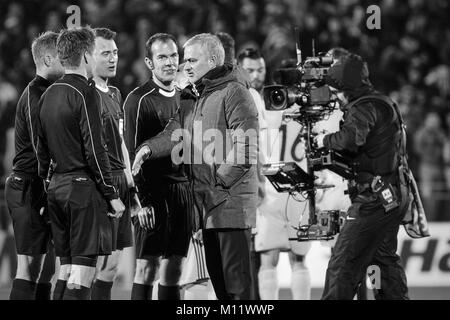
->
[315,54,409,300]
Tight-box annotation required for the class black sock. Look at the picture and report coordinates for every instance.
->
[63,285,91,300]
[52,280,67,300]
[131,283,153,300]
[91,280,113,300]
[9,279,36,300]
[35,282,52,300]
[158,284,180,300]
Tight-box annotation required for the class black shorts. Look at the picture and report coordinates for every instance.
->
[134,181,192,259]
[47,172,112,257]
[111,170,133,250]
[4,172,51,255]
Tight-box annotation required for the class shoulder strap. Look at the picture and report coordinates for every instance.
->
[348,95,408,160]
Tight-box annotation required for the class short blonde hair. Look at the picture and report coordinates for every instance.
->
[31,31,59,67]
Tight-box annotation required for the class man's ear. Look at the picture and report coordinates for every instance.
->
[144,57,154,70]
[43,54,52,68]
[208,55,216,69]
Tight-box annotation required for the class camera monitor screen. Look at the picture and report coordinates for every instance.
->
[261,162,313,193]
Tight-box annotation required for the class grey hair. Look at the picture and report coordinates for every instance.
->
[183,33,225,66]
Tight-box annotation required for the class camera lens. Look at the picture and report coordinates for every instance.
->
[271,89,286,108]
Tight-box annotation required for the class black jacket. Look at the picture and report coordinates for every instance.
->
[37,73,118,200]
[13,76,51,176]
[324,55,401,182]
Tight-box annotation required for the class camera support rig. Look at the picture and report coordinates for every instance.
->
[264,112,351,242]
[263,113,353,241]
[261,28,355,241]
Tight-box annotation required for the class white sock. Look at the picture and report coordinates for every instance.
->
[183,282,214,300]
[290,267,311,300]
[258,268,279,300]
[67,265,96,288]
[58,264,72,281]
[152,279,159,300]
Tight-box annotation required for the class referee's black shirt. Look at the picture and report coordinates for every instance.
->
[96,85,125,171]
[12,75,51,176]
[37,73,118,201]
[123,78,187,183]
[123,78,187,207]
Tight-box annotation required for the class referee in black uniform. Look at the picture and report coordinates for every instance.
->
[36,27,125,300]
[124,33,192,300]
[5,31,63,300]
[90,27,141,299]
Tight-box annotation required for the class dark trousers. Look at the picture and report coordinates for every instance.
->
[322,201,409,300]
[250,233,261,300]
[203,228,253,300]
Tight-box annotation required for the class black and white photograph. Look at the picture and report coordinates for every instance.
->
[0,0,448,308]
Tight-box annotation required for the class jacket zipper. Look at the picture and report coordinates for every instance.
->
[191,88,205,174]
[190,94,200,227]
